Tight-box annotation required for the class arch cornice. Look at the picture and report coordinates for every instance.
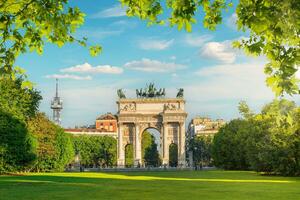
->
[117,98,186,104]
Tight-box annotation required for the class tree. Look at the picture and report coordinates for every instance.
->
[0,0,100,76]
[141,131,154,161]
[27,113,74,172]
[98,137,117,167]
[141,130,161,167]
[53,128,74,171]
[245,99,300,176]
[0,77,41,173]
[144,143,160,167]
[169,143,178,167]
[234,0,300,95]
[0,76,41,121]
[0,110,36,173]
[72,136,117,168]
[121,0,300,95]
[125,144,134,168]
[188,135,213,167]
[212,119,251,170]
[213,99,300,175]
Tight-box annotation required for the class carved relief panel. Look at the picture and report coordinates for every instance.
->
[164,103,179,111]
[120,103,136,112]
[167,123,179,144]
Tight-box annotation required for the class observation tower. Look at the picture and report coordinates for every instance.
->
[51,79,63,125]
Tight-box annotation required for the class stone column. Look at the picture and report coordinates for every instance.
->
[178,122,186,167]
[159,126,164,160]
[134,123,141,167]
[162,122,169,166]
[117,123,125,167]
[177,123,180,156]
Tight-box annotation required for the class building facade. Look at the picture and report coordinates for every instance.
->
[65,113,118,138]
[187,117,225,138]
[95,113,117,132]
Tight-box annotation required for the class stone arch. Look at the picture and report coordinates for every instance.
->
[117,98,187,168]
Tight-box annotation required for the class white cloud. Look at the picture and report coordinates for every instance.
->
[171,73,178,77]
[91,4,126,18]
[226,13,238,29]
[124,58,186,72]
[193,62,273,100]
[77,29,122,40]
[170,56,176,60]
[138,39,174,50]
[200,40,237,63]
[185,34,213,47]
[45,74,92,80]
[60,63,123,74]
[110,20,137,29]
[180,61,275,121]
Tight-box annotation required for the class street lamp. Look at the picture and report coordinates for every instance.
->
[193,146,197,170]
[199,145,203,170]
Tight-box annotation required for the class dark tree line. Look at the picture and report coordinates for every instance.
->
[188,135,213,168]
[211,99,300,176]
[0,77,74,173]
[72,136,117,168]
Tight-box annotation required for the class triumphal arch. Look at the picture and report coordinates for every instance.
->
[116,84,187,167]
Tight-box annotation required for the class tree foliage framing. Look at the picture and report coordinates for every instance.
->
[121,0,300,95]
[0,0,101,77]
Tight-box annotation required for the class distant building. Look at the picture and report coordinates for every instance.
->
[65,113,118,138]
[95,113,117,132]
[187,117,225,137]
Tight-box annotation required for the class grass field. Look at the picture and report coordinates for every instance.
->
[0,170,299,200]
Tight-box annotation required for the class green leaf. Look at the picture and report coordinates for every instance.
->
[185,22,192,32]
[21,80,33,89]
[89,45,102,57]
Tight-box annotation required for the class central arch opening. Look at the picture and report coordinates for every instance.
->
[141,128,161,167]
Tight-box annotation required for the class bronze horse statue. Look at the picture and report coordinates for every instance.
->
[176,88,184,98]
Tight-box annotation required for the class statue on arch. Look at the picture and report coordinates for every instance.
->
[162,88,166,97]
[176,88,184,98]
[136,83,166,98]
[136,89,141,98]
[117,89,126,99]
[147,82,156,97]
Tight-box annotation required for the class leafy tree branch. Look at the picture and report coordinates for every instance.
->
[0,0,101,76]
[121,0,299,95]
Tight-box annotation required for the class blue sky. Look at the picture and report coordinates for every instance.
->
[15,0,299,128]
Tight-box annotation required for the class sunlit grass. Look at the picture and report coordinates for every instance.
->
[27,172,294,183]
[1,170,299,200]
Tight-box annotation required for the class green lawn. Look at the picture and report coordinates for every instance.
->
[0,170,299,200]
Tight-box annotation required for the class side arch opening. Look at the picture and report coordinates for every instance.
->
[169,143,178,167]
[125,144,134,168]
